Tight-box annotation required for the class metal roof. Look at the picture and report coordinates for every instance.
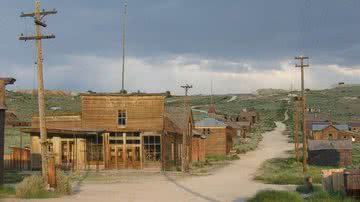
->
[195,118,226,128]
[312,124,349,131]
[309,140,352,150]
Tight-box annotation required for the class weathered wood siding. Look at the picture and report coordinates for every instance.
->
[162,134,182,170]
[309,149,352,166]
[30,135,41,170]
[202,128,228,157]
[313,127,357,142]
[81,95,165,131]
[192,137,205,162]
[32,116,82,129]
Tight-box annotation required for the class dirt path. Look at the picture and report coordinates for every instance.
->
[5,121,293,202]
[227,96,237,103]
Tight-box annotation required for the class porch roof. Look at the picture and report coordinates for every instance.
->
[21,127,105,135]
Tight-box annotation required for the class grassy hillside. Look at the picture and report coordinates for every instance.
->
[5,91,80,122]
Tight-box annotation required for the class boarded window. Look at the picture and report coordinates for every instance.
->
[118,110,126,126]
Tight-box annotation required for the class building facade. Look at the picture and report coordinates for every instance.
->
[195,118,233,157]
[23,94,199,171]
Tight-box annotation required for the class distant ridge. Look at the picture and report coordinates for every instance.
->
[13,89,78,96]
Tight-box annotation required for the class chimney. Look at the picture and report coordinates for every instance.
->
[0,78,15,185]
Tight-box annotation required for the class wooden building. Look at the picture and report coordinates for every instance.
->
[311,123,355,141]
[163,107,206,170]
[349,122,360,132]
[4,147,30,170]
[224,109,258,126]
[5,111,30,128]
[225,121,251,144]
[195,118,233,157]
[308,140,352,166]
[22,94,204,171]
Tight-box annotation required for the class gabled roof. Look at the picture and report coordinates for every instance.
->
[309,140,352,150]
[164,107,194,134]
[312,124,349,131]
[208,106,216,114]
[349,122,360,127]
[195,118,226,128]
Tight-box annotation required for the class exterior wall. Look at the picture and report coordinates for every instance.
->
[162,134,182,170]
[313,127,356,142]
[81,95,165,131]
[32,116,81,129]
[30,135,41,170]
[351,126,360,132]
[313,126,340,140]
[309,149,352,166]
[196,127,228,157]
[192,138,205,162]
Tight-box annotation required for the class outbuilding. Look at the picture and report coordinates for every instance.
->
[308,140,352,166]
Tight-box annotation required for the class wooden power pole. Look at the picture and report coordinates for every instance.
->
[294,96,300,162]
[295,56,309,174]
[19,1,57,184]
[180,84,192,173]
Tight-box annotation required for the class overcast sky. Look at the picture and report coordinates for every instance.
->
[1,0,360,94]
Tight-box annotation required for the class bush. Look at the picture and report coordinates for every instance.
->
[56,170,72,195]
[308,191,356,202]
[247,190,303,202]
[0,186,15,198]
[15,175,47,198]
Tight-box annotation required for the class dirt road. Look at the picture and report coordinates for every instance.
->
[5,121,293,202]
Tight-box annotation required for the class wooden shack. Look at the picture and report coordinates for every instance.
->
[308,140,352,166]
[311,123,356,142]
[225,109,258,126]
[195,118,233,157]
[4,147,30,170]
[349,122,360,132]
[5,111,30,128]
[163,107,206,170]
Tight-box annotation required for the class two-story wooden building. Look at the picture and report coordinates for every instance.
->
[22,93,198,171]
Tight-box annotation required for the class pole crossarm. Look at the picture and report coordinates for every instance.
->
[19,35,56,41]
[20,10,57,18]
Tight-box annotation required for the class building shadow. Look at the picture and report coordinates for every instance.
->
[162,172,221,202]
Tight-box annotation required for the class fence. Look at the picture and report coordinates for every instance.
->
[4,147,31,170]
[322,169,360,199]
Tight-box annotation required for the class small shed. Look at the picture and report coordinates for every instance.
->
[309,140,352,166]
[196,118,233,157]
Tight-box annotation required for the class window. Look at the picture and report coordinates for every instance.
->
[86,136,103,162]
[143,136,161,162]
[118,110,126,126]
[328,134,333,140]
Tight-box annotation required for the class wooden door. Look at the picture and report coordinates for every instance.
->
[125,146,140,169]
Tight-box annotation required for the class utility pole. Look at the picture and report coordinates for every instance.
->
[121,1,128,94]
[181,84,193,97]
[294,96,300,162]
[180,84,192,173]
[295,56,309,174]
[19,1,57,184]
